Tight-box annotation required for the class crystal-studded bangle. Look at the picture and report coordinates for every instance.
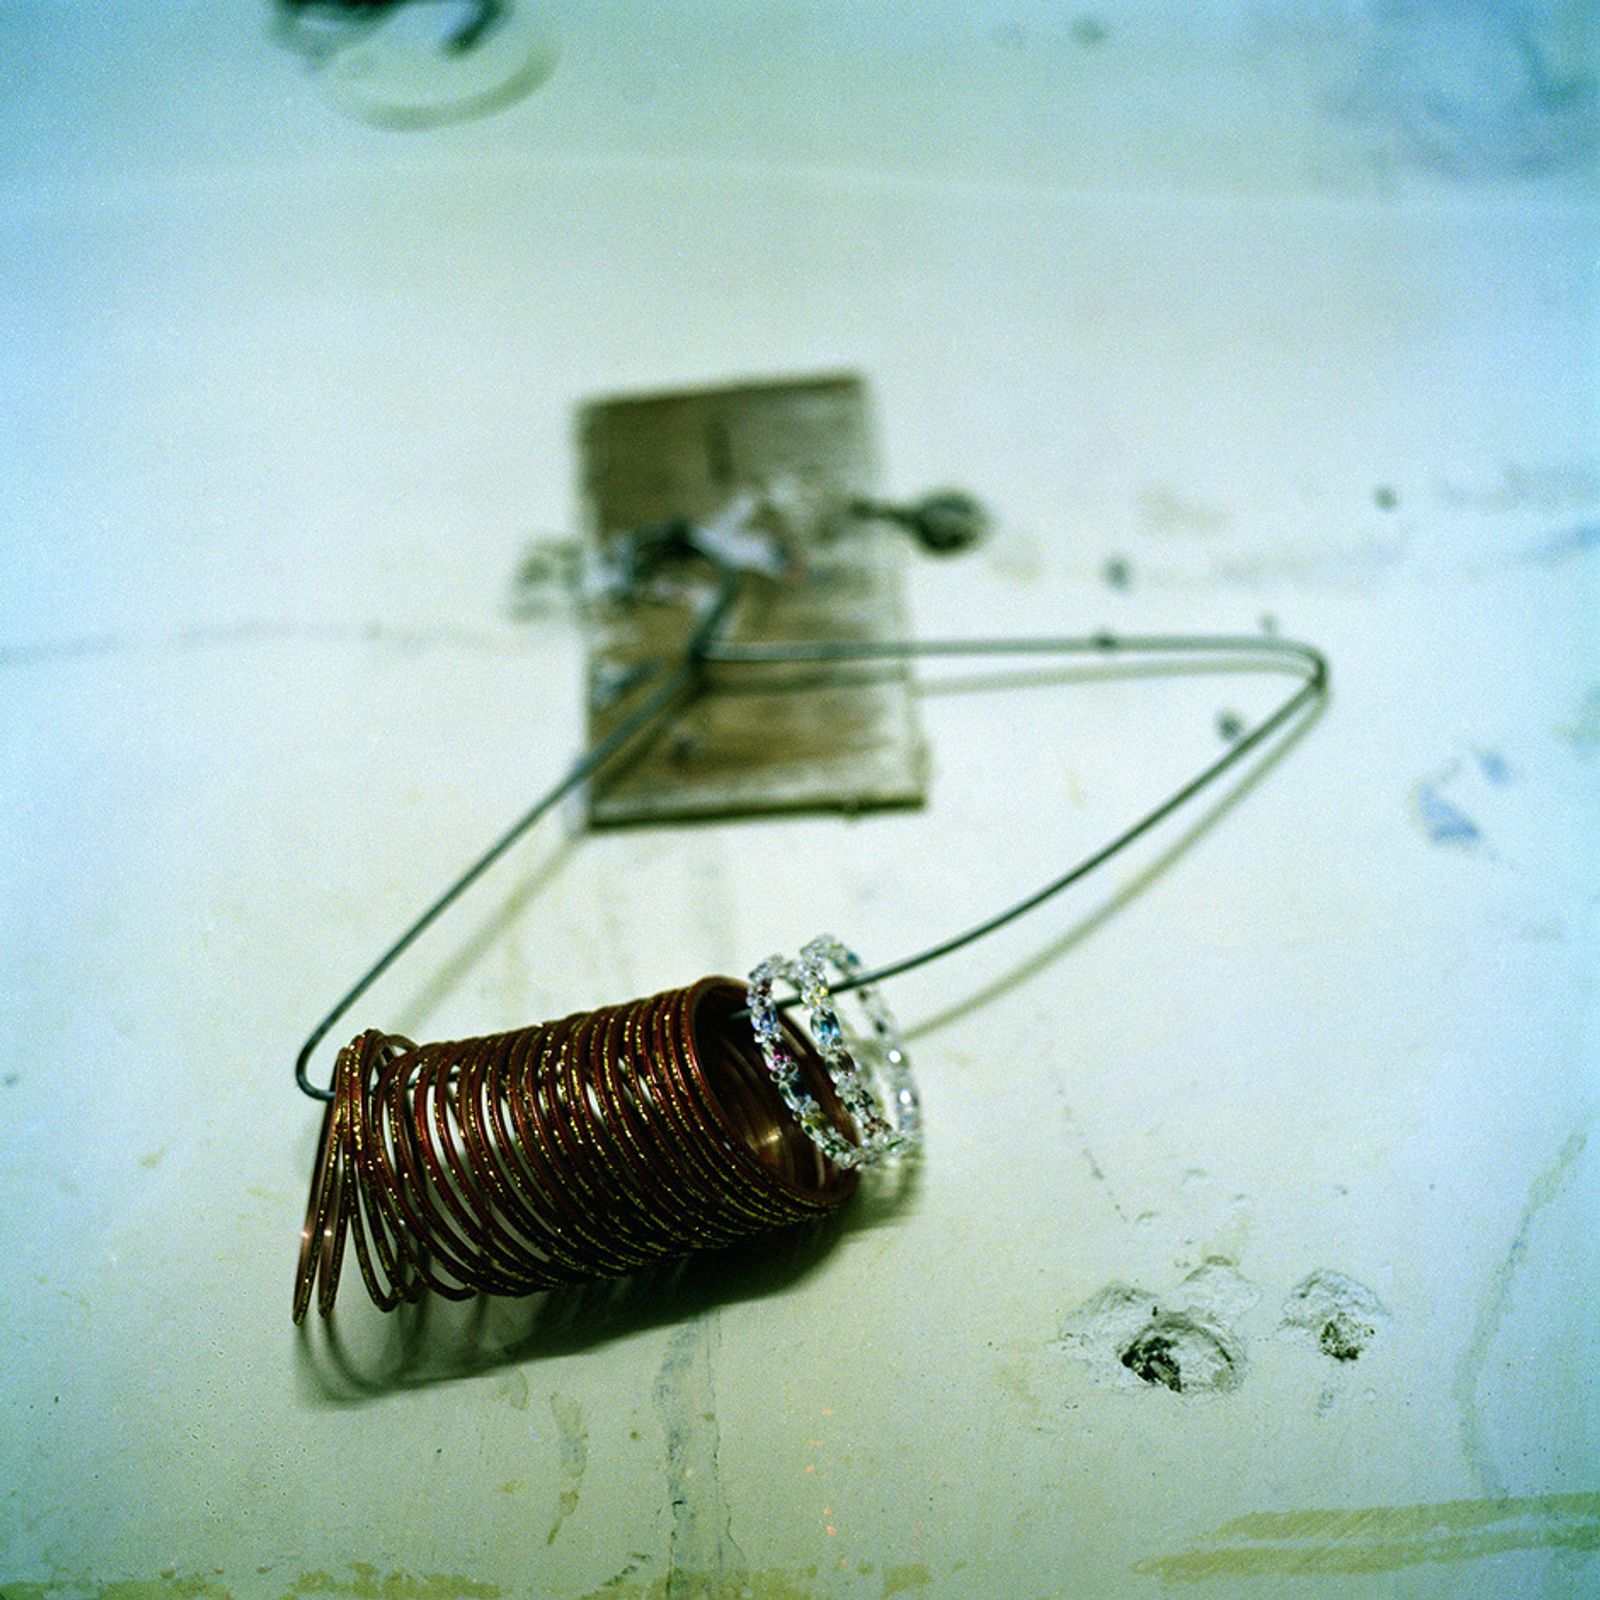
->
[747,936,920,1170]
[801,936,920,1154]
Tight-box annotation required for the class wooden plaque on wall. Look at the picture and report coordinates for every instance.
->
[580,373,928,826]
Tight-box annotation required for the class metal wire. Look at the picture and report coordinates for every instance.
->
[294,568,1326,1102]
[708,630,1326,1001]
[292,567,739,1100]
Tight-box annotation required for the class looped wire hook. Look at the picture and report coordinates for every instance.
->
[295,528,1327,1101]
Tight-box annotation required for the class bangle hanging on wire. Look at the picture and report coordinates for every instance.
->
[290,545,1327,1320]
[747,936,918,1171]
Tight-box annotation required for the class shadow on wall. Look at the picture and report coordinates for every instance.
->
[291,1151,921,1405]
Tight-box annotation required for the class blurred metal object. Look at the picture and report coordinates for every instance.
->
[273,0,557,128]
[852,490,989,556]
[276,1,505,58]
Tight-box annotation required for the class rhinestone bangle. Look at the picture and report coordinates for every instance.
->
[747,936,920,1169]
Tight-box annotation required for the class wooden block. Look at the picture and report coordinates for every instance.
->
[580,373,928,826]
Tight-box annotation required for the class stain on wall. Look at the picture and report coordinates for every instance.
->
[1438,461,1600,513]
[1327,1,1598,180]
[1454,1120,1593,1498]
[288,1573,500,1600]
[546,1390,588,1546]
[880,1564,932,1596]
[1135,1491,1600,1580]
[1137,486,1233,536]
[1413,773,1482,847]
[0,1568,503,1600]
[1525,521,1600,566]
[1557,688,1600,756]
[492,1368,530,1411]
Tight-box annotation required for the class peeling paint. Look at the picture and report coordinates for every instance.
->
[655,1313,746,1595]
[1058,1263,1256,1396]
[1280,1269,1388,1363]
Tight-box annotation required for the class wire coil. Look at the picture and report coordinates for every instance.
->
[294,977,859,1322]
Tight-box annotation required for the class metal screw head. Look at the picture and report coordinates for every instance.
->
[853,490,988,555]
[905,490,988,554]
